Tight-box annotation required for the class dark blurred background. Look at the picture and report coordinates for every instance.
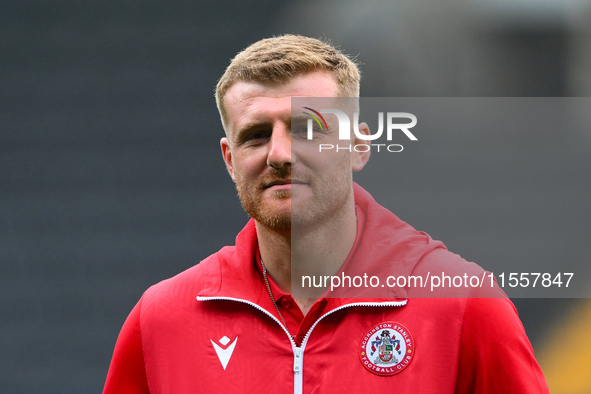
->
[1,0,590,392]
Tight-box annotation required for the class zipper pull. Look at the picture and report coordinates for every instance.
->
[293,347,303,373]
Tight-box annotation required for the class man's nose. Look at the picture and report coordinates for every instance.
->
[267,127,292,168]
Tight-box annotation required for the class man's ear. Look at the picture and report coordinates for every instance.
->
[220,137,236,182]
[352,122,371,171]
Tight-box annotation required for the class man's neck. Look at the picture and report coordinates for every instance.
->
[256,198,358,315]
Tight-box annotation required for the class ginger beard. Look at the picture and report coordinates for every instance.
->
[234,166,292,232]
[234,150,355,235]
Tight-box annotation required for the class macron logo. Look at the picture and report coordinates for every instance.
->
[211,335,238,370]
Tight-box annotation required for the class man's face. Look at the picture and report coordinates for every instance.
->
[220,70,369,233]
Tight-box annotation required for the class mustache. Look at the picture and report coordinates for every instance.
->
[259,166,291,189]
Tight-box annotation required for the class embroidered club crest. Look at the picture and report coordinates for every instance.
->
[359,321,414,376]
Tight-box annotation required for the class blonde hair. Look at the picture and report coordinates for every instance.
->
[215,35,360,129]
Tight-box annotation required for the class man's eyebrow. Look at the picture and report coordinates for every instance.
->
[238,120,272,130]
[290,114,309,121]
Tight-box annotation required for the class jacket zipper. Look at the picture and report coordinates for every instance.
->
[293,300,407,393]
[197,296,407,394]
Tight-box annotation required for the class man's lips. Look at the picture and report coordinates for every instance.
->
[263,179,307,188]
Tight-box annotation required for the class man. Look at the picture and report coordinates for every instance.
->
[104,35,549,393]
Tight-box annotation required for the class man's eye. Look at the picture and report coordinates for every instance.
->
[247,131,270,141]
[291,126,308,135]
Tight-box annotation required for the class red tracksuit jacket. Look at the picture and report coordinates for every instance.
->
[104,184,549,393]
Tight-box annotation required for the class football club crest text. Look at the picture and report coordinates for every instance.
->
[359,322,415,376]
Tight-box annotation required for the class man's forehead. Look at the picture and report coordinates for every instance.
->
[223,71,341,131]
[224,93,291,131]
[229,70,337,96]
[226,70,337,102]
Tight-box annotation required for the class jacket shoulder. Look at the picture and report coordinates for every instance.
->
[140,246,234,312]
[410,247,507,298]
